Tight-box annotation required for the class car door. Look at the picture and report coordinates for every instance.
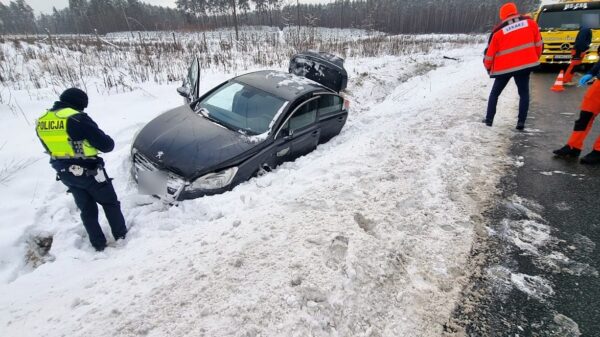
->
[274,97,321,163]
[316,93,347,143]
[177,57,200,103]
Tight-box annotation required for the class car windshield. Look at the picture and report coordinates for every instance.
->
[538,9,600,30]
[198,81,287,135]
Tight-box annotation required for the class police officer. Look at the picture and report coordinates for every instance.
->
[36,88,127,251]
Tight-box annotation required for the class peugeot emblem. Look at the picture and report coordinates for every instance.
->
[156,151,164,160]
[560,43,571,51]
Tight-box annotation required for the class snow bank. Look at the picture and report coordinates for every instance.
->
[2,45,513,336]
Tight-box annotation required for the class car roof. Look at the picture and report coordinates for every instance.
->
[233,70,333,101]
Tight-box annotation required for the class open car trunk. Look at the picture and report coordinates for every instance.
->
[289,51,348,93]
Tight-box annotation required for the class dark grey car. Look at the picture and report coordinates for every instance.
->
[131,52,349,201]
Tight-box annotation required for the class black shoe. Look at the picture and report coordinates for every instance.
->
[482,118,492,127]
[516,122,525,131]
[580,150,600,165]
[94,245,106,252]
[553,145,581,158]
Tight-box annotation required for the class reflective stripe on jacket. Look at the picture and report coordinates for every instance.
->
[484,15,543,77]
[36,108,99,159]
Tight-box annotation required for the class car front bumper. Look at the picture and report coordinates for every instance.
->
[131,151,231,201]
[539,53,600,64]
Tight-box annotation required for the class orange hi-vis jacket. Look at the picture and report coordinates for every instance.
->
[484,15,543,77]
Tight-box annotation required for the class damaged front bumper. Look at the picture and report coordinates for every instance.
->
[131,150,188,203]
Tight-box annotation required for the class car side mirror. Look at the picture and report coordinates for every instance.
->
[177,86,190,98]
[278,127,293,139]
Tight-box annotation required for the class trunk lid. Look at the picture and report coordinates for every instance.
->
[289,51,348,92]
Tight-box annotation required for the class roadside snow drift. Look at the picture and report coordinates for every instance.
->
[0,45,518,336]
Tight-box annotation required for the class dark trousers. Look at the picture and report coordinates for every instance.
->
[58,170,127,250]
[486,70,531,125]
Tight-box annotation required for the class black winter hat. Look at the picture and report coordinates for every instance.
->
[59,88,89,111]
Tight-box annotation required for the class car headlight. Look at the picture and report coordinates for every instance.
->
[130,126,144,154]
[189,167,238,191]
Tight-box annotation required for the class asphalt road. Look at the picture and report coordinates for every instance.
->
[450,73,600,337]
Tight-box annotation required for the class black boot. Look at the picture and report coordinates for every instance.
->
[516,122,525,131]
[553,145,581,158]
[580,150,600,165]
[482,118,492,127]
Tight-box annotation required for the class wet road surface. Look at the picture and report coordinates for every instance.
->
[450,73,600,337]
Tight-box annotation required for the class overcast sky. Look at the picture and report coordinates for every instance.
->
[1,0,178,14]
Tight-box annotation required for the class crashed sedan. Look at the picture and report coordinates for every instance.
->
[131,52,349,201]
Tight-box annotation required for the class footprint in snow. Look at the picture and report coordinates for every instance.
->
[354,212,376,233]
[326,235,349,271]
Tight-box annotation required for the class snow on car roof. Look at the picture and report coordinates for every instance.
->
[234,70,330,101]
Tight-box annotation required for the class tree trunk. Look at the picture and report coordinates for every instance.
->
[296,0,301,39]
[340,0,344,28]
[231,0,239,40]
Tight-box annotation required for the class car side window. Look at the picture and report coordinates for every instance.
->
[318,95,343,117]
[289,100,317,131]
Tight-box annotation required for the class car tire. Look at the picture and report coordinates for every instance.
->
[256,164,272,177]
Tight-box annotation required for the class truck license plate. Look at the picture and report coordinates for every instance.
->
[554,55,571,60]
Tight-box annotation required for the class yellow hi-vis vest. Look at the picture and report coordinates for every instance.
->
[36,108,98,159]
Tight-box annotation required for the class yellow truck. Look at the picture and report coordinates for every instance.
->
[533,0,600,65]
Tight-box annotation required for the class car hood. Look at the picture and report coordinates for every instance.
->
[133,105,261,179]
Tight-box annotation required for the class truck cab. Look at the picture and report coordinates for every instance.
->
[534,0,600,64]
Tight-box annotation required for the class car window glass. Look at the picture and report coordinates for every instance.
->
[318,95,343,116]
[203,82,242,111]
[290,100,317,131]
[538,9,600,30]
[200,82,287,135]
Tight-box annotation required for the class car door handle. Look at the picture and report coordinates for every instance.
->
[337,116,345,121]
[276,147,290,157]
[311,130,319,137]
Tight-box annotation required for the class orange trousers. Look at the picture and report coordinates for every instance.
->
[567,80,600,151]
[564,51,586,83]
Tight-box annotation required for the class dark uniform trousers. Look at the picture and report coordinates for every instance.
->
[58,170,127,250]
[486,70,531,125]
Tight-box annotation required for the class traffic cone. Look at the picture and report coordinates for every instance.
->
[551,70,565,92]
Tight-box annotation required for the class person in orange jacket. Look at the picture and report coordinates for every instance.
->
[483,2,543,130]
[553,60,600,164]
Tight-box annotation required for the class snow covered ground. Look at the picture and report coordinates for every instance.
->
[0,40,519,336]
